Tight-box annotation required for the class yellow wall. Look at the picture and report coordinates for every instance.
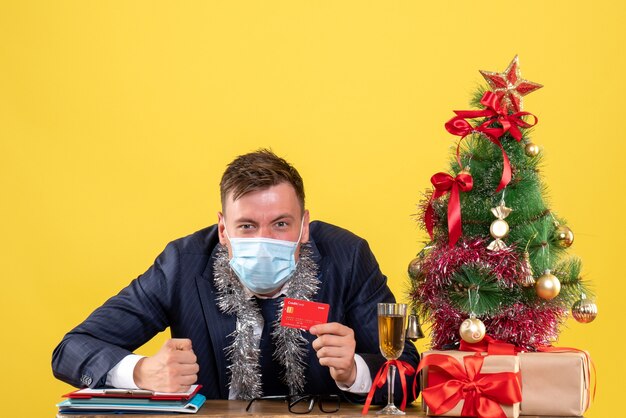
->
[1,1,623,416]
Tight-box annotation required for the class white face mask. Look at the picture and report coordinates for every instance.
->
[224,219,304,294]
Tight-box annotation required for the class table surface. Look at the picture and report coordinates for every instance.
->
[56,399,583,418]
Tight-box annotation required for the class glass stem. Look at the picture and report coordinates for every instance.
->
[387,364,396,408]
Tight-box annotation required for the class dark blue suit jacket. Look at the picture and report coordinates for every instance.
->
[52,221,419,403]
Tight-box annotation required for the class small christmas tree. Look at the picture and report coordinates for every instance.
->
[408,56,598,351]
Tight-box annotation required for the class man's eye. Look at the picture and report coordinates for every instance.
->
[239,224,255,230]
[275,221,288,228]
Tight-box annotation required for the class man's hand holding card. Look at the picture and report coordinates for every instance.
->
[281,298,358,388]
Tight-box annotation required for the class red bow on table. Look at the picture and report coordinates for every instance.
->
[362,360,415,415]
[417,353,522,418]
[444,91,538,192]
[424,171,473,248]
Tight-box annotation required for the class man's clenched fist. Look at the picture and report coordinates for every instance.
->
[133,338,199,393]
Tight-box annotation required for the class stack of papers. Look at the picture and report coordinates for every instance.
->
[57,384,205,414]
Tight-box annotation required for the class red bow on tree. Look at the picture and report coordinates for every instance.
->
[444,91,538,192]
[425,171,473,248]
[417,353,522,418]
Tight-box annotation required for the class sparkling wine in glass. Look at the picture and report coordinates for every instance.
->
[377,303,407,415]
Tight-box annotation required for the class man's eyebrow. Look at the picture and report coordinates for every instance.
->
[232,217,258,224]
[270,214,295,223]
[231,214,295,224]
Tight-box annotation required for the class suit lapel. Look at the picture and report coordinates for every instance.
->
[195,246,236,398]
[307,237,321,265]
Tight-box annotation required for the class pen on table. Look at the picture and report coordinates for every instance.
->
[103,389,155,396]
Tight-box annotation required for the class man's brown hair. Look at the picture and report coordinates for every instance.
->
[220,149,305,211]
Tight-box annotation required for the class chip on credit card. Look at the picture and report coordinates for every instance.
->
[280,298,330,330]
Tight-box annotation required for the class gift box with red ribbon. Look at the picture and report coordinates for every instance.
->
[458,336,594,416]
[418,350,522,418]
[519,351,592,416]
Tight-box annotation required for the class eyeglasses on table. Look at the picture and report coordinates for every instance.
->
[245,393,341,414]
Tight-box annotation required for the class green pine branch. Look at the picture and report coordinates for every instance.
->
[448,264,520,316]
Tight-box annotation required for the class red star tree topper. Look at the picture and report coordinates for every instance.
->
[479,55,543,112]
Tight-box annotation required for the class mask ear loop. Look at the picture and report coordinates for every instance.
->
[292,217,306,267]
[295,216,305,244]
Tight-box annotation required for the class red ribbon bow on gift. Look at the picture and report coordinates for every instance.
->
[362,359,415,415]
[425,171,473,248]
[445,91,538,192]
[417,353,522,418]
[460,335,524,356]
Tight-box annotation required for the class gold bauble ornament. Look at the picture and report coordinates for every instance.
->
[571,294,598,323]
[459,317,486,343]
[408,257,424,280]
[535,270,561,300]
[555,225,575,248]
[525,142,540,157]
[490,219,510,239]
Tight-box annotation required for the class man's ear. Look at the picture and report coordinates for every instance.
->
[301,210,310,243]
[217,212,227,245]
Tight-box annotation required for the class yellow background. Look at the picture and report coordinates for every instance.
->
[1,1,623,416]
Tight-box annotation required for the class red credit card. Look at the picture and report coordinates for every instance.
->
[280,298,330,330]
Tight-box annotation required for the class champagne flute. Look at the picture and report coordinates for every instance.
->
[377,303,408,415]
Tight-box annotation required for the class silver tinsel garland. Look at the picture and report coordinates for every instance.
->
[213,243,320,399]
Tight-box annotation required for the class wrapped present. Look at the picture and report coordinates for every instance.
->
[519,350,592,416]
[418,350,521,418]
[445,337,594,416]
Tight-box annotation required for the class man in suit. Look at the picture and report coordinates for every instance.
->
[52,149,419,403]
